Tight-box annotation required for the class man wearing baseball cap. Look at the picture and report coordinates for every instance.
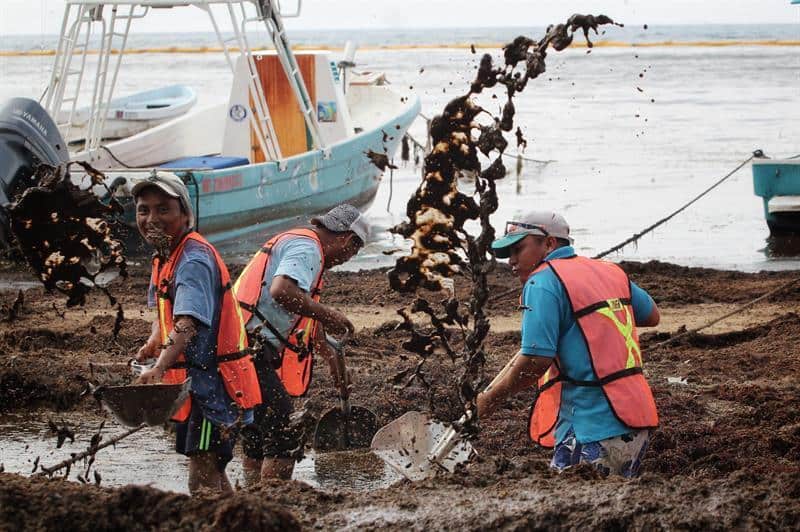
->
[132,171,261,494]
[233,204,367,483]
[477,210,661,477]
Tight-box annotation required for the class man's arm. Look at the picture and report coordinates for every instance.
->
[135,320,161,362]
[136,316,197,384]
[311,325,345,392]
[631,281,660,327]
[270,275,354,335]
[639,304,660,327]
[477,352,552,418]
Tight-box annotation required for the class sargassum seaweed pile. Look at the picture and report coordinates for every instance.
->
[388,14,622,427]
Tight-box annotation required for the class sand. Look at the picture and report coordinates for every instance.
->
[1,260,799,529]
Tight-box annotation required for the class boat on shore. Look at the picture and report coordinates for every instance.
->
[59,84,197,145]
[752,1,800,237]
[0,0,419,251]
[753,157,800,235]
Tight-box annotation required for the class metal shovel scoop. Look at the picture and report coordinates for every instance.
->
[371,353,520,480]
[93,378,192,428]
[313,336,379,451]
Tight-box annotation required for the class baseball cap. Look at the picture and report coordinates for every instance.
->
[491,211,572,259]
[131,171,195,228]
[310,204,369,243]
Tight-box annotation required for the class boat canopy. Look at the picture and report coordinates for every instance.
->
[56,0,301,15]
[44,0,315,163]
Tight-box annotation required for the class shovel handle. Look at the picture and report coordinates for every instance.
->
[484,351,521,393]
[328,334,351,401]
[428,353,521,465]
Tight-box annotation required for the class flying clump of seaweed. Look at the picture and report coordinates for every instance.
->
[388,14,622,422]
[7,161,128,307]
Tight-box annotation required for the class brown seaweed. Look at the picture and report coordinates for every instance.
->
[7,162,127,307]
[387,14,621,426]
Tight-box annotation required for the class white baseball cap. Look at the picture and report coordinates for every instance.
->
[491,211,572,258]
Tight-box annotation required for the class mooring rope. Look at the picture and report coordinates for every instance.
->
[488,149,800,304]
[593,150,762,259]
[649,275,800,350]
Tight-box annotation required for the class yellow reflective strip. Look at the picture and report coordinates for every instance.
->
[596,305,642,368]
[232,243,266,295]
[157,298,169,344]
[233,299,247,350]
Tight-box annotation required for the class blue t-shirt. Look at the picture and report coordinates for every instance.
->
[149,239,253,428]
[520,246,655,445]
[245,235,323,348]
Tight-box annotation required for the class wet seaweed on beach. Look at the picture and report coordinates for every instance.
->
[6,162,128,307]
[1,290,24,323]
[387,14,622,427]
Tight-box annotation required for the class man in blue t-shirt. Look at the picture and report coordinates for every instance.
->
[476,210,661,477]
[132,171,252,494]
[238,204,368,484]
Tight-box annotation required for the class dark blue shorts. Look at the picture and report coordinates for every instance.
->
[174,406,237,472]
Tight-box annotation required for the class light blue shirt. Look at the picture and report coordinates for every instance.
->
[520,246,655,444]
[148,239,253,428]
[245,235,323,348]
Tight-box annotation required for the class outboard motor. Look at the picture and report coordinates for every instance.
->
[0,97,69,247]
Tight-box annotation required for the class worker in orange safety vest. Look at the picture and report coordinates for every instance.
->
[234,204,368,484]
[133,171,260,494]
[476,210,661,478]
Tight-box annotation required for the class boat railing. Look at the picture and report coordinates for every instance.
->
[44,1,325,166]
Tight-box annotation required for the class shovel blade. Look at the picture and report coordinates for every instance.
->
[95,379,191,428]
[370,411,475,481]
[313,405,379,452]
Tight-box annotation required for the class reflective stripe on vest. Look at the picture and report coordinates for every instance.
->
[153,231,262,422]
[527,256,658,448]
[233,229,325,397]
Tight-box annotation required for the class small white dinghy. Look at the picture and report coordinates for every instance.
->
[61,84,197,143]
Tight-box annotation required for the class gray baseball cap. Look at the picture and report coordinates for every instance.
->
[131,171,195,228]
[491,211,573,258]
[311,204,369,243]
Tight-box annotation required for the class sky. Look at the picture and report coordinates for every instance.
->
[0,0,798,36]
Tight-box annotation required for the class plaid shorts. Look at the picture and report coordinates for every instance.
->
[551,427,651,478]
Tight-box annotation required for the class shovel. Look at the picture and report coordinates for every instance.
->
[93,378,192,428]
[371,353,520,481]
[313,335,379,451]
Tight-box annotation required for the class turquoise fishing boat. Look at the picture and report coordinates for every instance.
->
[753,157,800,236]
[752,1,800,236]
[0,0,420,250]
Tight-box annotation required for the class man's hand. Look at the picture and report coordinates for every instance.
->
[135,321,161,362]
[134,315,197,384]
[320,307,354,336]
[270,275,355,336]
[135,364,165,384]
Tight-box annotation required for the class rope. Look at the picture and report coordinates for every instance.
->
[649,276,800,350]
[593,151,761,259]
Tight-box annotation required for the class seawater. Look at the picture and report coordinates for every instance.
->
[1,27,799,272]
[0,411,401,493]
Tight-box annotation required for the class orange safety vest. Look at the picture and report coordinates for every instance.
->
[528,256,659,448]
[233,229,325,397]
[152,231,262,422]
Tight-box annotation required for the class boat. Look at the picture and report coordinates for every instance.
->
[753,156,800,235]
[59,84,197,144]
[0,0,420,250]
[752,1,800,236]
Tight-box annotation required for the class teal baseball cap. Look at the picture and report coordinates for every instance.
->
[491,211,572,259]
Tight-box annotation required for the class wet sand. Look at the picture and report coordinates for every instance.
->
[1,260,799,529]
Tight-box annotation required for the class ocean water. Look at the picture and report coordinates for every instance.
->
[1,26,799,272]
